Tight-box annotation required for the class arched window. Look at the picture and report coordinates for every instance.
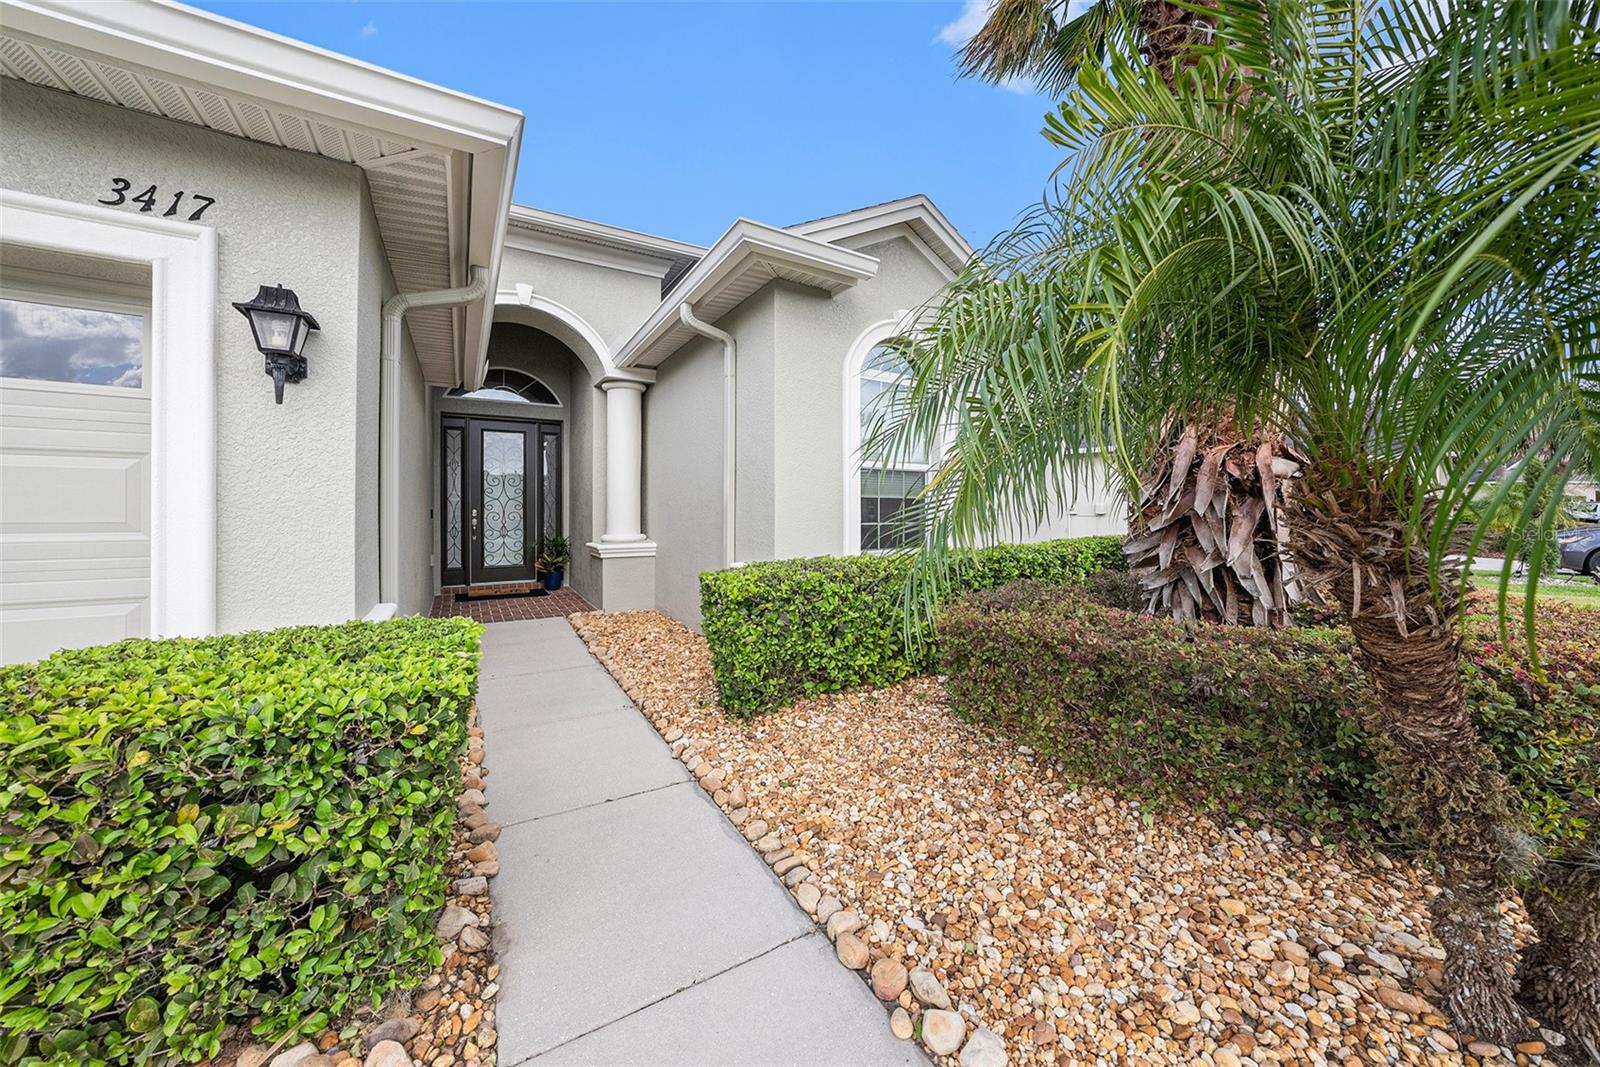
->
[847,339,931,553]
[447,366,560,405]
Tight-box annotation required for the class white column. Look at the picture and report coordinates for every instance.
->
[601,379,647,542]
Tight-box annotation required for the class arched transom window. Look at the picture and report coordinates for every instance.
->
[447,366,560,405]
[855,343,929,552]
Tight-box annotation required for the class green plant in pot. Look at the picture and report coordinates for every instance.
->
[540,534,570,592]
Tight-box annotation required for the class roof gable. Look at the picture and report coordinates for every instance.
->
[788,194,973,277]
[616,219,878,369]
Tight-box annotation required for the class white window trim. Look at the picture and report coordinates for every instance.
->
[842,313,931,555]
[0,189,218,638]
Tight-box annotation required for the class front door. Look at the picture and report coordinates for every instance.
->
[442,416,560,588]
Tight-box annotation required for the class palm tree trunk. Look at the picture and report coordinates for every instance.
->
[1125,411,1304,625]
[1291,469,1527,1042]
[1520,841,1600,1061]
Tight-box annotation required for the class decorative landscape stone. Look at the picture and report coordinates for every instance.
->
[835,932,870,970]
[921,1009,966,1056]
[569,609,1558,1067]
[869,957,908,1001]
[958,1027,1007,1067]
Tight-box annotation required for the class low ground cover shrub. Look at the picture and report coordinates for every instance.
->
[1458,596,1599,849]
[938,583,1598,851]
[700,536,1124,715]
[0,617,482,1066]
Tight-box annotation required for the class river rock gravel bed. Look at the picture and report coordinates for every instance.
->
[571,609,1566,1067]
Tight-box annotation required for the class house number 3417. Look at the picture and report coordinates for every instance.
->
[98,178,216,220]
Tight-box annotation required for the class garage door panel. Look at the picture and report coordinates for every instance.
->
[0,452,150,532]
[0,533,149,562]
[0,573,150,602]
[1,599,148,664]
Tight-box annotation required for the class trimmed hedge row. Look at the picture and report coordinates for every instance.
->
[938,583,1598,849]
[699,536,1125,715]
[0,617,482,1066]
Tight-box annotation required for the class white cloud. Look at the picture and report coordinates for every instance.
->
[360,20,378,38]
[937,0,993,48]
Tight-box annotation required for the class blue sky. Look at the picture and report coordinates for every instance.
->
[189,1,1066,250]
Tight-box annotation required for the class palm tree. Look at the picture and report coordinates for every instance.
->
[959,0,1209,94]
[961,0,1308,626]
[882,0,1600,1043]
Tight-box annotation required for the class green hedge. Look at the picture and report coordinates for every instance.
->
[938,583,1598,849]
[0,617,482,1066]
[700,536,1124,715]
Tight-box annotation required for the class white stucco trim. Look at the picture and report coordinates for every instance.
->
[834,222,959,283]
[0,188,217,637]
[492,287,659,385]
[586,540,658,559]
[842,314,911,556]
[790,195,975,276]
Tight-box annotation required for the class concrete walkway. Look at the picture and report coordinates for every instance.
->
[479,618,927,1067]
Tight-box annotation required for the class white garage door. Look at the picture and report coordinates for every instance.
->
[0,267,151,665]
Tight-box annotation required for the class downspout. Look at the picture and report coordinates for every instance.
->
[678,303,736,567]
[375,265,492,616]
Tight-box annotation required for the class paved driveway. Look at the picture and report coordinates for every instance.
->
[480,618,927,1067]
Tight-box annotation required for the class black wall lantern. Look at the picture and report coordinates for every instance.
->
[232,284,319,404]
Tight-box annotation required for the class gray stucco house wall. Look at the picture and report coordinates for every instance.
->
[0,0,1125,664]
[2,81,384,630]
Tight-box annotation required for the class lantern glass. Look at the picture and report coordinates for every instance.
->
[249,308,301,355]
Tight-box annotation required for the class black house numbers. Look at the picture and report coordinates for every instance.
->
[98,178,216,221]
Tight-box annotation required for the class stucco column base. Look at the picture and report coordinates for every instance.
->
[586,540,656,612]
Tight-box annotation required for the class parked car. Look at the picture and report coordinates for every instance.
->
[1556,525,1600,576]
[1567,500,1600,524]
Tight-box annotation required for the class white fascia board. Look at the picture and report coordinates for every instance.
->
[1,0,525,153]
[615,219,880,369]
[504,230,680,280]
[789,194,975,274]
[508,204,705,261]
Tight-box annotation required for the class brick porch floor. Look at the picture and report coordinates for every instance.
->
[428,587,594,623]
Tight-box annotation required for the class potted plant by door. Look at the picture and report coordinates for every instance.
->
[540,535,570,592]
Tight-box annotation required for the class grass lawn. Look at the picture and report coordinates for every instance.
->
[1468,573,1600,605]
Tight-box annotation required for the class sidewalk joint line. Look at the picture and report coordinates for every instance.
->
[495,779,688,830]
[508,929,821,1065]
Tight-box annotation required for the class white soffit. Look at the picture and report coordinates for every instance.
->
[789,194,974,277]
[0,0,523,386]
[616,219,879,369]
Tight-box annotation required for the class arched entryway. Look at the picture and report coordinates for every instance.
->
[438,321,579,593]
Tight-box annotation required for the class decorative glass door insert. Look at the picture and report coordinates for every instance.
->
[481,430,526,568]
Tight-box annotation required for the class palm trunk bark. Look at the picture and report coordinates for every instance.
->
[1291,469,1527,1043]
[1520,832,1600,1062]
[1125,411,1303,625]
